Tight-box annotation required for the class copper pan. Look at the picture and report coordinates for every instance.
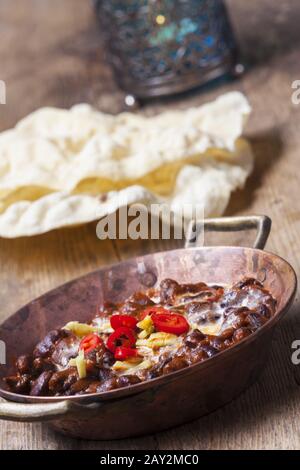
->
[0,216,296,440]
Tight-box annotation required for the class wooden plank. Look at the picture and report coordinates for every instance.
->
[0,0,300,450]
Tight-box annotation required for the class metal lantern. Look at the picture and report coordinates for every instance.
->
[94,0,240,101]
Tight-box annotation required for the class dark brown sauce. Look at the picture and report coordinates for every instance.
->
[4,277,276,397]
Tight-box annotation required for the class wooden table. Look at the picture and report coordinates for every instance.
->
[0,0,300,450]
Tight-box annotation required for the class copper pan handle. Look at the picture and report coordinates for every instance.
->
[185,215,271,250]
[0,397,101,422]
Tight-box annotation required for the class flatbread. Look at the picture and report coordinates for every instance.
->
[0,92,253,237]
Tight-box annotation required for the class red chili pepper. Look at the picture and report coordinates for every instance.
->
[79,333,103,354]
[114,346,140,361]
[110,314,137,330]
[140,306,169,321]
[106,326,136,353]
[152,312,189,335]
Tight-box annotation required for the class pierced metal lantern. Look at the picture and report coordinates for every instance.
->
[94,0,240,101]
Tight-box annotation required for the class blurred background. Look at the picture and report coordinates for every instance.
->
[0,0,299,124]
[1,0,298,218]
